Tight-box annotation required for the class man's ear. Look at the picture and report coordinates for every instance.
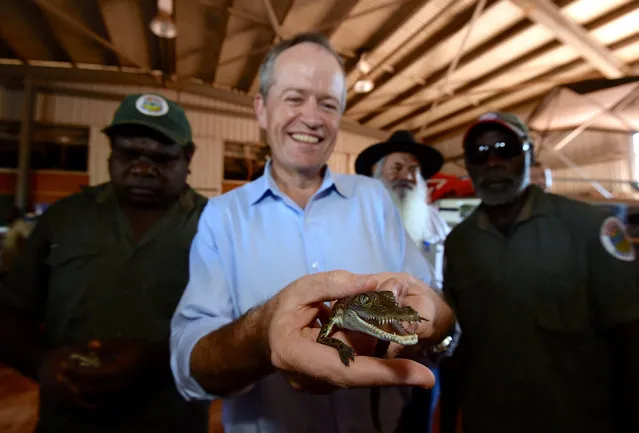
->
[183,144,196,165]
[254,94,267,130]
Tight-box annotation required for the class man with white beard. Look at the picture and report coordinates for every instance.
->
[355,130,453,433]
[355,130,450,290]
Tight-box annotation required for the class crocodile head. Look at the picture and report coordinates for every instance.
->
[331,290,425,345]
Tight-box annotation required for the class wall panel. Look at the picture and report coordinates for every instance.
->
[88,126,110,186]
[327,152,351,174]
[0,83,384,197]
[550,159,637,198]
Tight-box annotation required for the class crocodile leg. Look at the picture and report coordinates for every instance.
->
[317,318,357,366]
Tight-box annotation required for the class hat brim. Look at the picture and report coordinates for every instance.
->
[102,121,188,146]
[355,140,444,180]
[462,119,527,148]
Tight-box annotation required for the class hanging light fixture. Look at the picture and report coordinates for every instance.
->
[357,54,371,75]
[353,53,374,94]
[150,0,177,39]
[353,79,374,93]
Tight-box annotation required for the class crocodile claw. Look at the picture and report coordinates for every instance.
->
[338,346,356,366]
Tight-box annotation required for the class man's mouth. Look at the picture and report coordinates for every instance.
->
[127,186,157,197]
[481,178,512,188]
[290,133,322,144]
[393,184,413,190]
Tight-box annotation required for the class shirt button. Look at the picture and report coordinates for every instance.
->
[311,262,319,270]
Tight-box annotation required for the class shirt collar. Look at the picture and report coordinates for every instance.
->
[471,184,554,231]
[248,159,351,205]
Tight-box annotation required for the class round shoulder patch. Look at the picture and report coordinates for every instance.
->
[599,216,636,262]
[135,94,169,116]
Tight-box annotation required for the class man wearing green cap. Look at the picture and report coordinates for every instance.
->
[439,111,639,433]
[0,93,209,432]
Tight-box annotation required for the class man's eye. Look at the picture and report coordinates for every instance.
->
[118,149,138,160]
[153,155,178,164]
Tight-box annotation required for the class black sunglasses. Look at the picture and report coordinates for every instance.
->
[465,139,531,165]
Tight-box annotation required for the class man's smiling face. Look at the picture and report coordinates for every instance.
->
[254,42,345,176]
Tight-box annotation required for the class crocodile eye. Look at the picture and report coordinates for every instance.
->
[358,294,370,304]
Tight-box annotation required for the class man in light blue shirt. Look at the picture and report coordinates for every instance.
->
[170,32,456,433]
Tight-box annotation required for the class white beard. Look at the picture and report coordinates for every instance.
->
[386,175,431,246]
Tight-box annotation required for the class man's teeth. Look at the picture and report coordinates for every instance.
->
[291,133,320,143]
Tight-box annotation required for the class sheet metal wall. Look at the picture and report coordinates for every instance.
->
[0,84,380,198]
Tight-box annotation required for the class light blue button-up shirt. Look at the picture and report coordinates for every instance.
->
[170,162,435,433]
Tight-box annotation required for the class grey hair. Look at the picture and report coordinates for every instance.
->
[372,156,386,179]
[258,32,347,112]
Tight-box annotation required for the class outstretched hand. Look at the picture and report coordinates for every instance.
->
[265,270,436,393]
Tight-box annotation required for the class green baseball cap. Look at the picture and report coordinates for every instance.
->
[463,111,531,148]
[102,93,192,146]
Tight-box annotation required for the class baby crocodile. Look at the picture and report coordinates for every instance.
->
[317,290,426,432]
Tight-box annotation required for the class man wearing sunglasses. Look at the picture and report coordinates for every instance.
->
[439,111,639,433]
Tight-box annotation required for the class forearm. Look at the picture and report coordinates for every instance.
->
[0,305,45,380]
[189,304,274,397]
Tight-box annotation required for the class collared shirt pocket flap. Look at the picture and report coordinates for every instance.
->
[535,275,589,335]
[46,243,102,269]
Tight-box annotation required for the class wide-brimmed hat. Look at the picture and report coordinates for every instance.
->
[354,130,444,179]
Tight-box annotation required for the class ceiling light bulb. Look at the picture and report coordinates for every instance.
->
[150,11,177,39]
[358,59,371,75]
[354,79,374,94]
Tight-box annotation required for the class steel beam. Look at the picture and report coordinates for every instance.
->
[508,0,629,78]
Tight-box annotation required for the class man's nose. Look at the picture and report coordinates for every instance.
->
[484,149,509,167]
[397,167,416,182]
[131,160,158,177]
[299,100,322,128]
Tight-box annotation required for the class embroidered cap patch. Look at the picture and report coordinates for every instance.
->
[600,216,636,262]
[135,94,169,116]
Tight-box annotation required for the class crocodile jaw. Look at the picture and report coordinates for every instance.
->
[339,310,419,345]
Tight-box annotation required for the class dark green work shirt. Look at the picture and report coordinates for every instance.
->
[443,185,639,433]
[0,183,209,433]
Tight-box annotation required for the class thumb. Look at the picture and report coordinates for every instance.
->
[293,271,377,304]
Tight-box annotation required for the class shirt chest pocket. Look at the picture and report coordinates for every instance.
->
[535,273,591,336]
[45,243,103,317]
[531,233,590,336]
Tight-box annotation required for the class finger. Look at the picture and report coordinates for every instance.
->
[386,341,422,360]
[375,277,404,299]
[316,302,332,326]
[289,338,435,389]
[282,371,338,394]
[290,271,378,305]
[301,327,379,357]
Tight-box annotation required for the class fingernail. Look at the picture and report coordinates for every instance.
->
[391,281,403,297]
